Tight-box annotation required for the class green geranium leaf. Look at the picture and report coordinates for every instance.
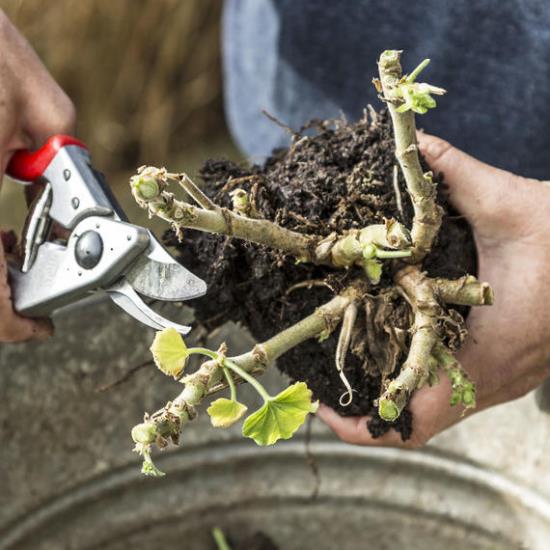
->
[207,398,248,428]
[150,327,189,379]
[242,382,319,446]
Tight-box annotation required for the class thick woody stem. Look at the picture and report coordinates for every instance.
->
[134,289,359,446]
[378,50,443,263]
[433,275,494,306]
[152,193,317,261]
[132,169,412,271]
[378,266,440,420]
[231,291,355,372]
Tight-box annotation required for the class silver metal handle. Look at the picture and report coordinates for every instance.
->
[12,216,149,316]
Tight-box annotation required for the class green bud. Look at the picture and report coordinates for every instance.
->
[142,461,164,477]
[462,388,476,408]
[230,189,248,214]
[331,234,362,267]
[141,452,165,477]
[131,422,157,445]
[362,258,382,284]
[362,243,377,259]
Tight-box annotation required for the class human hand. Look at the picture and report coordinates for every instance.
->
[0,9,75,342]
[318,132,550,448]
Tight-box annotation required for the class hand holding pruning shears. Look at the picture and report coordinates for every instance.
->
[0,10,207,343]
[0,9,75,342]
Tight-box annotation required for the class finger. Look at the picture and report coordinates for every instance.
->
[0,309,53,343]
[318,373,476,450]
[0,229,17,253]
[417,132,539,235]
[24,181,46,208]
[22,88,76,148]
[0,240,53,342]
[0,286,53,342]
[0,11,76,147]
[316,404,407,447]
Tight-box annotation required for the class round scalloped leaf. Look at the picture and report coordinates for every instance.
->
[242,382,318,446]
[150,327,189,379]
[207,398,248,428]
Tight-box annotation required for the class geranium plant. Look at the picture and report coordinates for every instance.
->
[129,50,492,476]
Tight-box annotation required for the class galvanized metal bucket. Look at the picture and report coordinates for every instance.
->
[1,300,549,549]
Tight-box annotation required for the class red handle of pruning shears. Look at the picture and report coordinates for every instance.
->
[7,135,87,183]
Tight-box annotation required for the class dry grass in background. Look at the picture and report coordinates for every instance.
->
[0,0,238,228]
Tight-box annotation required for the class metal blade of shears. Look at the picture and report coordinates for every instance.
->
[124,231,207,301]
[106,278,191,334]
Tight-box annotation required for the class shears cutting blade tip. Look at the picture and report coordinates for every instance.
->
[125,231,207,302]
[107,278,191,334]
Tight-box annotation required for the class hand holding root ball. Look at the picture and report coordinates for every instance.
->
[319,132,550,447]
[129,51,519,474]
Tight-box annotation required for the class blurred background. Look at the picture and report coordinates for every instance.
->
[0,0,238,231]
[2,3,550,549]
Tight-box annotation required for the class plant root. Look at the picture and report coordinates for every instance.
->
[378,265,491,421]
[392,164,405,219]
[378,266,440,420]
[335,301,359,406]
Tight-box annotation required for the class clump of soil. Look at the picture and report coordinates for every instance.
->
[171,109,476,439]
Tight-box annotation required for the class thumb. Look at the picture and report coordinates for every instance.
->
[417,132,529,233]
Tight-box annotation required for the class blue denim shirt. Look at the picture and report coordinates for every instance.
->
[223,0,550,179]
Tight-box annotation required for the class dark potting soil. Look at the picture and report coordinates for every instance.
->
[170,109,476,440]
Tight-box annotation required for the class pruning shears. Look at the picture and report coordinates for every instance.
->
[5,135,207,334]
